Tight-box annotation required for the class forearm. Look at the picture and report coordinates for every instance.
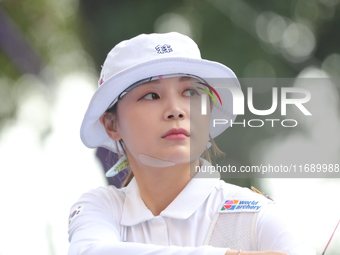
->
[69,240,229,255]
[225,251,288,255]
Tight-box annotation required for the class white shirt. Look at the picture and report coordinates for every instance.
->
[68,164,316,255]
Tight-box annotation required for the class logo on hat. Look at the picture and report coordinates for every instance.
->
[155,44,173,54]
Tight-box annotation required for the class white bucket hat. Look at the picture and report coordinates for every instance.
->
[80,32,241,153]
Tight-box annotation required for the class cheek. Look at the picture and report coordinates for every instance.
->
[190,111,211,141]
[116,112,141,138]
[190,101,211,126]
[189,114,211,160]
[115,106,154,148]
[115,105,134,139]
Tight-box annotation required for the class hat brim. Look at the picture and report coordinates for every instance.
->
[80,56,241,153]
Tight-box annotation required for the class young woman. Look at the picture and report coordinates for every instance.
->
[68,32,315,255]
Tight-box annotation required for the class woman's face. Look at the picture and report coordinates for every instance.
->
[112,76,211,166]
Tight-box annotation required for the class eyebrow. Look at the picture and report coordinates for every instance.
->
[179,76,191,82]
[107,76,201,109]
[145,76,191,85]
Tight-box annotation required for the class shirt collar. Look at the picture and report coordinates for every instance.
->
[120,159,220,226]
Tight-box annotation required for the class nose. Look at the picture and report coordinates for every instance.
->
[166,112,184,119]
[163,97,186,120]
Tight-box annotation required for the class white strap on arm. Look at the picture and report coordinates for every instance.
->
[203,184,242,246]
[204,186,268,250]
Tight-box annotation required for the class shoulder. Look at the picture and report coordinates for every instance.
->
[256,202,316,253]
[216,181,271,202]
[77,185,126,205]
[68,185,126,225]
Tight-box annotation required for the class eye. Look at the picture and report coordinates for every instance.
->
[183,88,199,97]
[140,92,160,100]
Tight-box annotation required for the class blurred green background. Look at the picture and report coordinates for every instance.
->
[0,0,339,254]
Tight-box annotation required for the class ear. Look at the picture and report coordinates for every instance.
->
[99,112,122,141]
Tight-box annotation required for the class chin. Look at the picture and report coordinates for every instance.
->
[158,151,190,164]
[168,152,202,165]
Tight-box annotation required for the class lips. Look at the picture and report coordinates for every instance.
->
[161,128,190,139]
